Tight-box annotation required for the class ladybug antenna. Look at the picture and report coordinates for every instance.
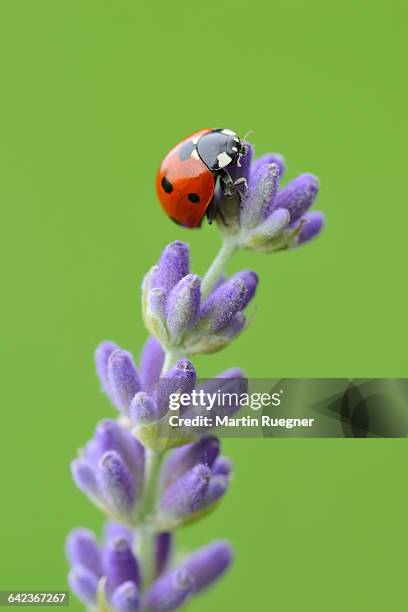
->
[242,129,254,142]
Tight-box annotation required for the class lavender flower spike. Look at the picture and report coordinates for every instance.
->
[213,142,324,254]
[143,240,259,357]
[67,133,325,610]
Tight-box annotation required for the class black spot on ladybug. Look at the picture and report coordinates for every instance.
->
[188,193,200,203]
[161,176,173,194]
[178,139,195,161]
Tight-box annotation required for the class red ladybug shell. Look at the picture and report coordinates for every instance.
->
[156,129,215,228]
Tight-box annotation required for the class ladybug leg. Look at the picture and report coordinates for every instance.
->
[206,200,217,225]
[219,169,248,202]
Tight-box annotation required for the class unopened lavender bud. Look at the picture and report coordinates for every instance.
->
[144,568,194,611]
[229,270,258,307]
[296,210,325,245]
[181,540,232,593]
[68,565,99,605]
[155,532,173,577]
[146,288,169,346]
[154,241,190,294]
[65,529,102,576]
[104,538,141,593]
[205,474,229,506]
[245,208,290,251]
[157,359,196,418]
[71,459,100,499]
[95,340,119,398]
[148,288,167,320]
[240,163,280,229]
[108,350,141,414]
[111,581,141,612]
[89,419,124,464]
[216,312,247,341]
[251,153,285,179]
[273,173,319,223]
[104,521,134,547]
[130,392,159,425]
[212,457,232,477]
[166,274,201,343]
[98,451,136,514]
[159,464,211,520]
[161,437,220,490]
[119,429,145,493]
[139,336,164,390]
[199,279,248,333]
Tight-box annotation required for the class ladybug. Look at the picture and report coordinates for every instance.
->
[156,128,248,228]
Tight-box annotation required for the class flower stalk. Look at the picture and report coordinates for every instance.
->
[67,140,324,611]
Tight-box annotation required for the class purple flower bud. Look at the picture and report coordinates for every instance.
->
[154,241,190,294]
[88,419,125,465]
[104,538,141,594]
[218,367,246,380]
[66,529,102,576]
[240,163,280,228]
[200,374,247,417]
[161,437,220,490]
[108,350,141,414]
[166,274,201,343]
[139,336,164,390]
[297,210,325,245]
[251,153,285,179]
[212,457,232,477]
[218,312,246,339]
[104,522,134,547]
[155,532,173,577]
[71,459,99,499]
[229,270,258,307]
[111,581,141,612]
[86,420,144,492]
[120,429,145,492]
[160,464,211,519]
[208,274,226,295]
[181,540,232,593]
[205,474,229,505]
[130,392,159,425]
[98,451,136,514]
[95,340,120,399]
[68,565,99,605]
[273,173,319,223]
[148,288,167,320]
[144,568,194,611]
[199,278,248,333]
[157,359,196,418]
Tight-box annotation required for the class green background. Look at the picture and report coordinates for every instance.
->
[1,1,407,610]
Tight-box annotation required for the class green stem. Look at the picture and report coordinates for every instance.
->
[137,449,165,590]
[201,238,238,299]
[161,348,183,374]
